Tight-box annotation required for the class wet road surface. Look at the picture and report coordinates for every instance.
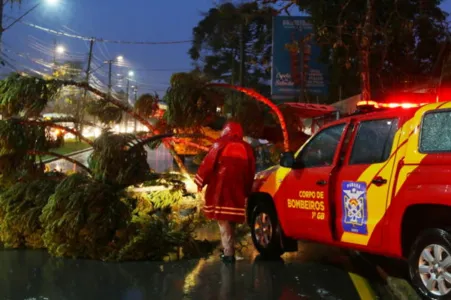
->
[0,238,380,300]
[45,145,176,174]
[38,150,387,299]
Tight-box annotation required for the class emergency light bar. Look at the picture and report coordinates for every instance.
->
[356,100,429,109]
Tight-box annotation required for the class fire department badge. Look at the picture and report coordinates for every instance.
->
[342,181,368,235]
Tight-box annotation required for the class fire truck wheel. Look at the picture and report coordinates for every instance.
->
[408,228,451,300]
[250,202,284,258]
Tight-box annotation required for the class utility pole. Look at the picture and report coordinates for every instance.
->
[53,39,56,74]
[124,78,130,133]
[78,38,95,138]
[108,60,113,98]
[133,86,138,132]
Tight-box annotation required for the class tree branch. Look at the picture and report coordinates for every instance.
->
[208,83,290,152]
[44,78,189,174]
[336,0,353,46]
[30,150,92,174]
[50,79,157,134]
[19,119,94,146]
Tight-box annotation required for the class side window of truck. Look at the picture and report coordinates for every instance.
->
[349,118,399,165]
[420,110,451,152]
[296,123,346,168]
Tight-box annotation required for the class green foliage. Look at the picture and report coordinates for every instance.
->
[0,174,63,249]
[0,119,51,187]
[50,61,85,115]
[164,72,224,128]
[134,93,159,118]
[85,100,123,124]
[88,130,151,187]
[40,173,131,259]
[130,173,187,211]
[296,0,449,99]
[0,73,60,118]
[110,196,210,261]
[189,2,274,94]
[110,213,190,261]
[231,93,272,138]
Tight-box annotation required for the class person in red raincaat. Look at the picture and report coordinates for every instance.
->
[195,121,256,263]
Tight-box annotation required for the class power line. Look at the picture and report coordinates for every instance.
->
[6,16,193,45]
[132,67,192,72]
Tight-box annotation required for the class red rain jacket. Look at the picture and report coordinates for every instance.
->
[195,122,256,223]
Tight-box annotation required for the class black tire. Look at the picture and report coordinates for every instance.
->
[250,201,284,258]
[409,228,451,300]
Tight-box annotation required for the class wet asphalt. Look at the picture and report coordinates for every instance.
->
[34,147,391,300]
[0,240,377,300]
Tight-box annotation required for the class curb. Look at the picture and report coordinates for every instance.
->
[42,147,93,164]
[352,251,420,300]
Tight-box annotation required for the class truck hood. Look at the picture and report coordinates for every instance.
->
[252,165,279,193]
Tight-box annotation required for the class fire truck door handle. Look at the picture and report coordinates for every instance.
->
[316,179,327,186]
[372,176,387,186]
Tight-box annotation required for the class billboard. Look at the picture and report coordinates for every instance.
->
[271,16,328,101]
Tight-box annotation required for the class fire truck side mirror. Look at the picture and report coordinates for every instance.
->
[280,151,295,168]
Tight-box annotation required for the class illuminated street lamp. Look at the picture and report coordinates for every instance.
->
[52,42,66,72]
[46,0,59,5]
[55,45,65,54]
[2,0,61,35]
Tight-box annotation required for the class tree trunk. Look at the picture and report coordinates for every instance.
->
[359,0,374,101]
[360,49,371,100]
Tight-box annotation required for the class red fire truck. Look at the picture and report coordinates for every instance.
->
[247,97,451,299]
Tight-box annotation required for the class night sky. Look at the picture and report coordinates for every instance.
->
[3,0,451,98]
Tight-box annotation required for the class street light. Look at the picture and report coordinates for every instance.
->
[128,70,134,77]
[3,0,60,33]
[55,45,65,54]
[117,56,124,62]
[46,0,59,5]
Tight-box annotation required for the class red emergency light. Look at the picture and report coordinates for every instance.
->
[356,100,430,110]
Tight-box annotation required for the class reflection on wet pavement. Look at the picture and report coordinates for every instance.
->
[36,148,374,299]
[0,241,368,300]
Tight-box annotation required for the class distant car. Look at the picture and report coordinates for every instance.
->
[48,128,65,148]
[246,99,451,299]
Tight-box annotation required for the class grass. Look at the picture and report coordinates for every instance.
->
[38,139,92,161]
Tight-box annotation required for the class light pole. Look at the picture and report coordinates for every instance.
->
[106,55,124,98]
[53,41,65,73]
[126,70,134,104]
[133,85,138,132]
[124,70,134,132]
